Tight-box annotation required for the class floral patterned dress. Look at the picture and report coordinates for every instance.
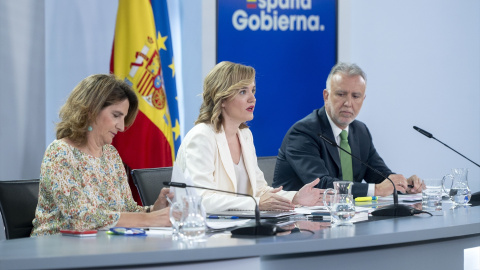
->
[31,140,146,236]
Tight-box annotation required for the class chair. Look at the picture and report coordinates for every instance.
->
[257,156,277,186]
[131,167,173,206]
[0,179,39,240]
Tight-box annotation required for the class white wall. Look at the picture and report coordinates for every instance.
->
[338,0,480,192]
[0,0,45,181]
[45,0,119,146]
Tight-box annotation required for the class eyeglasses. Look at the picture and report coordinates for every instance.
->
[109,227,146,236]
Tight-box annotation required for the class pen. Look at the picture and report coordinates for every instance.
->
[207,215,239,219]
[355,196,378,202]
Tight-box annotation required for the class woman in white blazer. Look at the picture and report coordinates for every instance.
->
[175,61,323,213]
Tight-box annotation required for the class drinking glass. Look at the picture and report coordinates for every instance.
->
[422,179,442,211]
[323,181,355,226]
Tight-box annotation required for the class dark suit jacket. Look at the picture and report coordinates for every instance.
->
[273,106,393,197]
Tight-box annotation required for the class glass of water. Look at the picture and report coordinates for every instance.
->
[422,179,443,211]
[170,195,206,241]
[323,181,355,226]
[178,196,206,240]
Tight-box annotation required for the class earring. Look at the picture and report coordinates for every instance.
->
[87,126,93,132]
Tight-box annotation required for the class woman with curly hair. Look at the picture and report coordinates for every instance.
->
[31,74,171,236]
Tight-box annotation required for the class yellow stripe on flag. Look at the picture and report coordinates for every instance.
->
[113,0,175,162]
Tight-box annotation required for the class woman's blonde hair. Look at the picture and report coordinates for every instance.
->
[56,74,138,146]
[195,61,255,132]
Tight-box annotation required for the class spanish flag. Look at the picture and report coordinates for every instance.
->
[110,0,181,204]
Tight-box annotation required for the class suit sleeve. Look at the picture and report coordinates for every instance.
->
[283,124,371,197]
[284,126,342,188]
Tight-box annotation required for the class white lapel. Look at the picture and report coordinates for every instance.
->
[237,129,257,195]
[214,126,237,191]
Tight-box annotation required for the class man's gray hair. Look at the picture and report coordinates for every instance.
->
[326,62,367,92]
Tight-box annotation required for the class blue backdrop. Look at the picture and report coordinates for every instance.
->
[217,0,337,156]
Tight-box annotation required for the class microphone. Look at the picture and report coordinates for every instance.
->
[318,133,417,216]
[413,126,479,167]
[163,181,277,236]
[413,126,480,201]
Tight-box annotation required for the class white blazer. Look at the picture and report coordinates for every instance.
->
[175,123,296,212]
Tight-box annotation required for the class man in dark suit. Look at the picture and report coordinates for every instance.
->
[273,63,423,198]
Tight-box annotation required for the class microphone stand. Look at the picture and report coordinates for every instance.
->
[413,126,480,201]
[318,134,417,216]
[163,181,277,236]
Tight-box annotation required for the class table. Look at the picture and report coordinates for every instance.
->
[1,205,479,270]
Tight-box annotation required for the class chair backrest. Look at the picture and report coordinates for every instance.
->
[0,179,39,240]
[131,167,173,206]
[257,156,277,186]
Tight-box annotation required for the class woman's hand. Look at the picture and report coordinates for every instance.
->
[292,178,324,206]
[259,186,295,211]
[117,207,172,228]
[152,188,174,211]
[148,207,172,227]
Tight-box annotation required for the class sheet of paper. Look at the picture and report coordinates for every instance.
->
[354,206,371,213]
[206,219,250,229]
[377,193,423,202]
[351,212,369,223]
[147,227,172,231]
[145,227,172,236]
[294,206,329,215]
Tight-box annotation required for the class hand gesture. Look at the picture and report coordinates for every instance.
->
[259,186,295,211]
[292,178,324,206]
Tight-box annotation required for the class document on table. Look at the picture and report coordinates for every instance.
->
[351,212,369,223]
[377,194,423,203]
[294,206,329,215]
[207,219,250,229]
[144,220,251,235]
[145,227,172,236]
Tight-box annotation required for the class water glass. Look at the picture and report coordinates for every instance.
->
[323,181,355,226]
[169,195,206,241]
[422,179,442,211]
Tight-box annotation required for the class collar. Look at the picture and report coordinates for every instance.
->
[325,110,349,144]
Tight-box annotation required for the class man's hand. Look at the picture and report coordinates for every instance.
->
[405,175,424,194]
[374,174,409,197]
[259,186,295,211]
[292,178,324,206]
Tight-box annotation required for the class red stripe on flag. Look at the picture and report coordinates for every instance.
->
[246,3,257,8]
[113,110,173,169]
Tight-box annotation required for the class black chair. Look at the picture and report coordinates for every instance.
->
[0,179,39,240]
[257,156,277,186]
[131,167,173,206]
